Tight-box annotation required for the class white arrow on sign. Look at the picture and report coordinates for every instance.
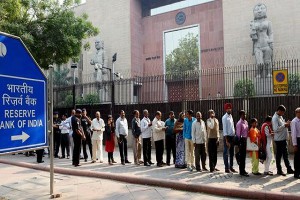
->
[11,131,30,143]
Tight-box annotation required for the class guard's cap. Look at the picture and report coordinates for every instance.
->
[75,109,82,114]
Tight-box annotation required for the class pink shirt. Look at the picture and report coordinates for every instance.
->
[291,117,300,146]
[236,118,248,138]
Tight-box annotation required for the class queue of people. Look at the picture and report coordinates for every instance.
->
[43,103,300,179]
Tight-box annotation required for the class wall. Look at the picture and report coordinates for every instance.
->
[73,0,132,81]
[140,0,224,99]
[130,0,144,77]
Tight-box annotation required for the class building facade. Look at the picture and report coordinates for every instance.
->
[54,0,300,107]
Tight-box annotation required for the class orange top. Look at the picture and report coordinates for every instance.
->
[249,127,260,158]
[249,127,260,145]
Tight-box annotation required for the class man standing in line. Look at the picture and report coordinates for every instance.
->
[59,113,70,159]
[272,105,294,176]
[132,110,143,165]
[192,112,207,172]
[207,109,220,172]
[183,110,196,172]
[152,111,167,167]
[236,110,249,177]
[71,109,85,167]
[141,109,153,166]
[291,107,300,179]
[81,108,93,162]
[222,103,237,173]
[165,111,176,166]
[90,111,105,163]
[116,110,131,165]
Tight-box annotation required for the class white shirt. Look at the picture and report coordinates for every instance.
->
[141,117,152,138]
[222,113,235,136]
[66,116,73,136]
[152,117,165,142]
[272,112,288,141]
[192,120,207,144]
[90,118,105,140]
[115,117,128,138]
[59,119,71,134]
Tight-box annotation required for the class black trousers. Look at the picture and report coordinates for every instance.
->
[239,138,247,174]
[54,132,61,157]
[118,135,128,162]
[60,133,70,157]
[72,135,82,165]
[275,140,292,172]
[294,138,300,176]
[108,152,114,162]
[166,135,176,164]
[155,140,164,165]
[82,131,92,159]
[36,149,44,163]
[143,137,152,164]
[208,138,218,171]
[195,143,206,170]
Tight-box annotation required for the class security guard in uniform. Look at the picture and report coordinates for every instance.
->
[53,111,61,158]
[72,109,85,167]
[81,108,93,162]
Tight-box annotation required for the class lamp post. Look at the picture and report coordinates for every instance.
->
[111,53,117,116]
[71,63,77,109]
[99,53,118,116]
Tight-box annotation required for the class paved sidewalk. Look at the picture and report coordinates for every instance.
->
[0,163,237,200]
[0,149,299,199]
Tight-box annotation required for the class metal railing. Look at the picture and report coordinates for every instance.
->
[53,59,300,108]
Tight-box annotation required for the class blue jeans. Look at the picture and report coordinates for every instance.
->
[223,136,234,170]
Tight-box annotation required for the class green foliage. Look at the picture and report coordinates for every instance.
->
[84,94,99,105]
[76,96,85,105]
[0,0,99,69]
[53,66,77,86]
[60,93,99,107]
[63,93,73,107]
[165,33,199,74]
[288,73,300,95]
[233,79,255,98]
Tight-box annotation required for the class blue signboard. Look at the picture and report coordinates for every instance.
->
[0,32,47,154]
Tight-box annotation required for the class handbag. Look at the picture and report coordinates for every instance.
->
[259,148,266,160]
[246,137,259,151]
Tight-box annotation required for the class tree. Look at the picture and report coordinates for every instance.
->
[0,0,99,69]
[84,94,99,105]
[165,33,199,74]
[63,93,73,107]
[53,65,78,86]
[288,73,300,95]
[233,79,255,98]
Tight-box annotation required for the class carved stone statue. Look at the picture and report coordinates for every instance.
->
[250,3,273,78]
[90,39,109,102]
[90,39,109,82]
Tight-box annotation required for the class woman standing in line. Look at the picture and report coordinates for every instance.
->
[174,112,186,168]
[261,116,274,175]
[105,115,117,165]
[249,118,261,175]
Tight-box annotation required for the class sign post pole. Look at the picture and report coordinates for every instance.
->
[48,65,61,199]
[48,65,54,197]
